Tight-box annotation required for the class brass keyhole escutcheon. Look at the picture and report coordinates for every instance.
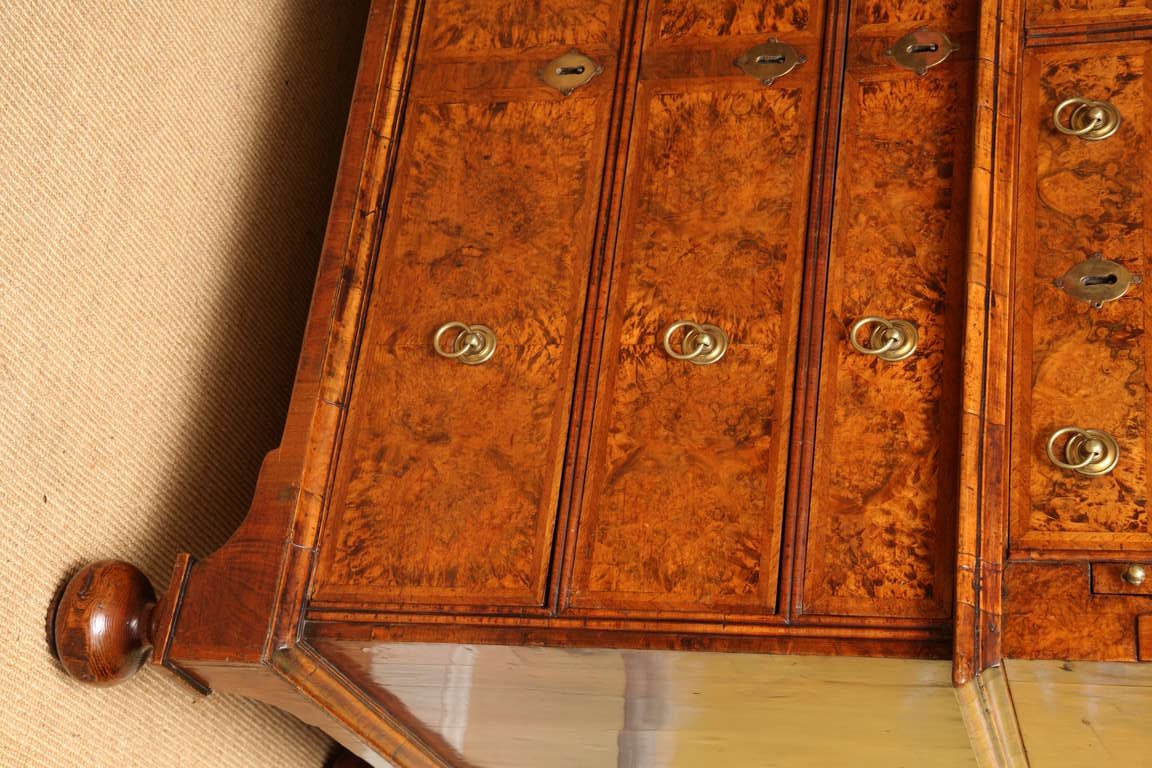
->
[662,321,729,365]
[539,51,603,95]
[734,39,806,86]
[848,317,919,362]
[1053,97,1121,141]
[1045,426,1120,477]
[885,28,957,75]
[433,321,497,365]
[1053,253,1141,308]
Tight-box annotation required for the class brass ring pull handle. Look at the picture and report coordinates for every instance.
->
[1053,97,1121,141]
[433,321,497,365]
[1045,426,1120,476]
[662,321,729,365]
[848,317,919,362]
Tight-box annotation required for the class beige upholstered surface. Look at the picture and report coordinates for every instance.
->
[1,2,370,765]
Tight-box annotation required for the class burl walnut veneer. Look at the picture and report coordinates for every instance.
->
[52,0,1152,764]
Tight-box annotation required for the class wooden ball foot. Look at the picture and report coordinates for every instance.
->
[51,560,156,686]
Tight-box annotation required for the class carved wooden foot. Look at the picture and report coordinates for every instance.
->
[51,560,156,686]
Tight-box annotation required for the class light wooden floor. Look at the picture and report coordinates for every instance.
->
[1006,658,1152,767]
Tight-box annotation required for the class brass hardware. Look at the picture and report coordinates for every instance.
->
[433,321,497,365]
[1045,426,1120,477]
[848,317,919,362]
[538,51,603,95]
[662,321,729,365]
[734,39,806,86]
[885,28,958,75]
[1053,97,1121,141]
[1123,564,1148,586]
[1053,253,1141,308]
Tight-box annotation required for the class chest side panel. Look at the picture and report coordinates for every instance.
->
[800,3,976,621]
[312,2,624,609]
[564,3,823,618]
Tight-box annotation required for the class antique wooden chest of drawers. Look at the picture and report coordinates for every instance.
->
[50,0,1152,764]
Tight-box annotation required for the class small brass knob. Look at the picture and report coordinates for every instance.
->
[1123,564,1147,586]
[849,317,918,362]
[1053,97,1121,141]
[1045,426,1120,476]
[662,321,729,365]
[433,322,497,365]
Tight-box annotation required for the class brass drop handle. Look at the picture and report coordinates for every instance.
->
[1053,97,1121,141]
[1123,564,1147,586]
[433,322,497,365]
[662,321,729,365]
[1045,426,1120,476]
[848,317,918,362]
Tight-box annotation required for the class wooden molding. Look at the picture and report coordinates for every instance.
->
[956,666,1030,768]
[272,645,454,768]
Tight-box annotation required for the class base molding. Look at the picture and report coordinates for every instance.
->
[956,666,1030,767]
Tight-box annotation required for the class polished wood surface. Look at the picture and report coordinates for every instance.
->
[952,0,1017,685]
[799,0,974,622]
[53,0,1098,764]
[1004,562,1151,660]
[1009,41,1152,558]
[312,1,624,609]
[1005,658,1152,766]
[1091,561,1152,594]
[51,560,156,686]
[1025,0,1152,33]
[565,1,822,619]
[312,641,977,768]
[955,667,1030,768]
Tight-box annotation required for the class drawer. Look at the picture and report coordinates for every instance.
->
[1025,0,1152,33]
[1009,40,1152,557]
[310,4,625,610]
[1093,562,1152,595]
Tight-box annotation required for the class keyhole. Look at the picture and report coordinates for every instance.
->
[1081,273,1119,286]
[556,65,585,76]
[906,43,939,54]
[756,54,786,65]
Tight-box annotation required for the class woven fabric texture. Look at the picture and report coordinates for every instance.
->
[1,2,370,765]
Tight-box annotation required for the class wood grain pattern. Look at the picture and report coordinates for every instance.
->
[313,19,620,607]
[952,0,1025,684]
[1092,561,1152,594]
[1139,614,1152,658]
[51,561,156,686]
[156,0,424,670]
[1025,0,1152,33]
[852,0,978,32]
[800,19,974,620]
[565,19,822,616]
[417,0,617,56]
[1003,562,1150,660]
[1009,43,1152,557]
[651,0,814,41]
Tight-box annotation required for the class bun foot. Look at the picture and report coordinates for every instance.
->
[52,560,156,686]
